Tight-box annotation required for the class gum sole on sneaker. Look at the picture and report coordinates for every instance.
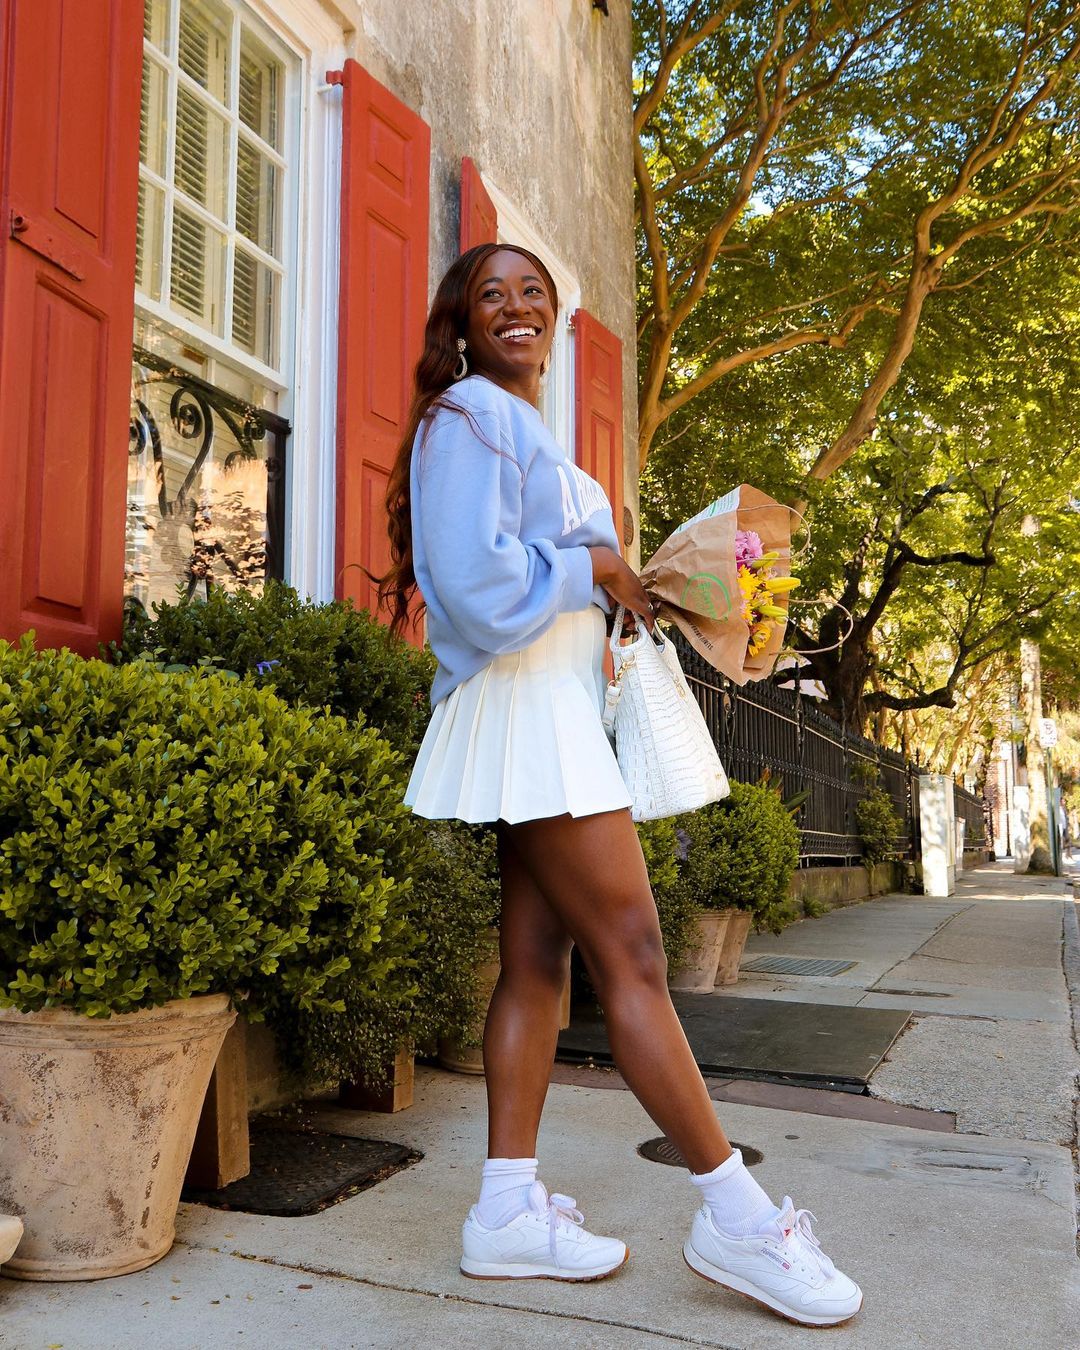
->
[683,1242,861,1328]
[460,1246,629,1283]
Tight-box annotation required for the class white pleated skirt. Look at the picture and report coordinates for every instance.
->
[403,605,633,825]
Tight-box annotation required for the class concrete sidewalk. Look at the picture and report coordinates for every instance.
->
[2,864,1078,1349]
[731,863,1079,1145]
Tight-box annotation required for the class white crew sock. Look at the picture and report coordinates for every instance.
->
[476,1157,539,1229]
[690,1149,780,1236]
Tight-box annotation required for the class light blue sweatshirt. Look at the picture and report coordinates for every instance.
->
[410,373,621,706]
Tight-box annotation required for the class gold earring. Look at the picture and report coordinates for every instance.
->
[453,337,468,380]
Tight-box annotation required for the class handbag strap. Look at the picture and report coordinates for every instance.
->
[608,603,629,656]
[609,603,659,654]
[602,605,634,735]
[602,605,666,736]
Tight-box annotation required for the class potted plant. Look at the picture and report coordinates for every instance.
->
[664,811,731,991]
[0,638,419,1280]
[115,586,538,1094]
[710,782,800,983]
[659,785,800,991]
[277,819,502,1088]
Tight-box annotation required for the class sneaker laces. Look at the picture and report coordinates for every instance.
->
[529,1182,585,1267]
[775,1198,836,1278]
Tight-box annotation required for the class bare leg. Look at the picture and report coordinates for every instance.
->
[503,808,733,1175]
[482,821,573,1158]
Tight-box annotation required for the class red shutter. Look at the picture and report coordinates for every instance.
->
[0,0,142,653]
[574,308,625,546]
[335,59,430,640]
[460,157,497,252]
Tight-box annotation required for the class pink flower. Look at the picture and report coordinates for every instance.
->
[734,529,764,570]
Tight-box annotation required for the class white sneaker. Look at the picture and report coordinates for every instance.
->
[461,1180,628,1282]
[683,1196,862,1327]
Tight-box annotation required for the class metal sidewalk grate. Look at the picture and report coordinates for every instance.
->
[741,955,856,978]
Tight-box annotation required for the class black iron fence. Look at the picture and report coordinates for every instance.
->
[953,783,991,858]
[672,631,989,866]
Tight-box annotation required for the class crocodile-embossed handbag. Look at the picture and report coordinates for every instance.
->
[601,605,730,822]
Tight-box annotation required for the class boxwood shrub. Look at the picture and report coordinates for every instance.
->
[114,585,501,1084]
[276,819,500,1085]
[114,580,437,758]
[0,637,423,1021]
[636,816,698,972]
[673,782,800,934]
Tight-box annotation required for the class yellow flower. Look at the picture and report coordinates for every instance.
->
[763,576,800,594]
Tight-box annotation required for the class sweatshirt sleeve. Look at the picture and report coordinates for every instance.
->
[416,403,595,654]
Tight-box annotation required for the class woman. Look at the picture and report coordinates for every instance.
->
[379,243,861,1328]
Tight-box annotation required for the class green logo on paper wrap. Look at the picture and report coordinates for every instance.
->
[681,572,732,620]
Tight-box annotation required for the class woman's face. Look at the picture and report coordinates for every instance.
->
[463,249,556,383]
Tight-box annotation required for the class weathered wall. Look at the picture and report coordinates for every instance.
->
[335,0,640,552]
[789,862,904,914]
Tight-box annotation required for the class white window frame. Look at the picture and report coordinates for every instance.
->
[241,0,346,604]
[481,176,582,461]
[137,0,299,388]
[136,0,347,605]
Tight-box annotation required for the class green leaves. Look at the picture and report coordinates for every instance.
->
[99,588,513,1087]
[635,0,1080,731]
[671,783,801,935]
[855,786,903,867]
[111,579,437,760]
[0,641,422,1021]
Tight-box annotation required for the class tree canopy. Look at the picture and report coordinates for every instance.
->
[634,0,1080,735]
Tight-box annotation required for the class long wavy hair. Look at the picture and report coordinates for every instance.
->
[376,243,560,636]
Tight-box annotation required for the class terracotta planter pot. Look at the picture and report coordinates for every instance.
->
[438,950,502,1075]
[714,909,753,986]
[0,1213,24,1266]
[669,910,730,993]
[0,994,234,1281]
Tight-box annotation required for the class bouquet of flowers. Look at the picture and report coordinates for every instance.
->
[638,484,798,684]
[734,528,800,660]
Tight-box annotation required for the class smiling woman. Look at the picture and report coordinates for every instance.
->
[365,242,863,1324]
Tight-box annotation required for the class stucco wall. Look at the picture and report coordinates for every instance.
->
[789,862,904,914]
[333,0,640,556]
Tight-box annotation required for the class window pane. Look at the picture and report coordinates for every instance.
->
[239,26,283,150]
[175,86,229,221]
[170,206,227,334]
[127,352,282,612]
[139,56,168,177]
[236,137,279,256]
[144,0,170,51]
[178,0,231,105]
[232,246,278,365]
[136,179,165,300]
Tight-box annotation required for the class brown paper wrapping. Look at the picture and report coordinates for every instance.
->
[639,484,795,685]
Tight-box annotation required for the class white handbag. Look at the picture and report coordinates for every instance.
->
[601,605,730,822]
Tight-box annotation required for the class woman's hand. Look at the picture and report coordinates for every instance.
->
[588,546,656,634]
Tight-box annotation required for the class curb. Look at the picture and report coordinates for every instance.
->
[1060,889,1080,1254]
[1064,887,1080,1055]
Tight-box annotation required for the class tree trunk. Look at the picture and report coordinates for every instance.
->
[1018,637,1054,874]
[812,636,872,735]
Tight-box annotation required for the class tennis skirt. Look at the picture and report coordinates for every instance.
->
[403,605,633,825]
